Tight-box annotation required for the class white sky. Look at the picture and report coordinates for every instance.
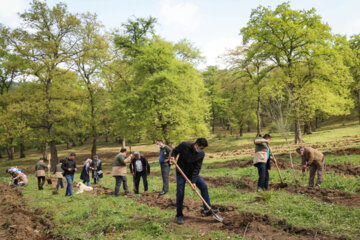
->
[1,0,360,69]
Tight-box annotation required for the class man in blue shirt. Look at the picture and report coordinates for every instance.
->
[156,140,172,195]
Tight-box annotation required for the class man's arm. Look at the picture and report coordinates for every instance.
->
[61,161,67,171]
[254,138,268,144]
[190,153,204,183]
[145,157,150,174]
[129,159,134,174]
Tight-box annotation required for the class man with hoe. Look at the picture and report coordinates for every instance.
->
[296,146,325,187]
[170,138,218,225]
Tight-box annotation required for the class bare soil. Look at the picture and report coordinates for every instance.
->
[0,182,54,240]
[136,192,344,240]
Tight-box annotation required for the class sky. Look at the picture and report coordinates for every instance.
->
[1,0,360,69]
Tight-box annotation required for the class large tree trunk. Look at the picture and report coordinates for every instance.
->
[122,137,126,148]
[49,140,58,172]
[256,96,262,136]
[294,119,303,144]
[42,142,48,160]
[7,147,14,160]
[0,150,2,158]
[91,138,97,158]
[90,94,97,157]
[19,143,25,158]
[105,136,108,143]
[304,120,312,135]
[239,125,244,137]
[66,141,71,149]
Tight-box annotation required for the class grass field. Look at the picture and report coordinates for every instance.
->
[0,122,360,239]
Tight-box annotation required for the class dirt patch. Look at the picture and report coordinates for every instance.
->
[272,183,360,208]
[0,182,54,240]
[324,148,360,156]
[207,159,300,170]
[202,176,257,192]
[136,192,341,240]
[326,163,360,176]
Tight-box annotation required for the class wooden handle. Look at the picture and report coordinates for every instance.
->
[174,162,212,211]
[269,147,284,183]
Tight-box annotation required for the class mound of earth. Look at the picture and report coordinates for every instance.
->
[136,192,341,240]
[272,183,360,208]
[326,163,360,176]
[0,182,53,240]
[324,147,360,156]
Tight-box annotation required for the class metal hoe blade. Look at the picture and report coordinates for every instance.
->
[211,210,224,222]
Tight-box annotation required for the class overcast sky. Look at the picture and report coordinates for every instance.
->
[1,0,360,69]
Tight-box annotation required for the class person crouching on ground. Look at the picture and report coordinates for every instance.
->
[156,140,172,195]
[61,152,77,197]
[296,146,325,188]
[112,148,133,196]
[35,157,49,190]
[80,158,92,186]
[90,155,102,184]
[130,152,150,194]
[170,138,218,225]
[54,159,64,190]
[253,134,276,191]
[6,167,27,187]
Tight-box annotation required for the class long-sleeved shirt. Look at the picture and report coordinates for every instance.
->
[35,161,48,171]
[61,157,77,175]
[171,142,204,183]
[159,145,172,163]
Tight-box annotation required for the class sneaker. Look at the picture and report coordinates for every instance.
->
[176,216,184,225]
[204,209,219,216]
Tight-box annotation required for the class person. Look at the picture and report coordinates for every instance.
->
[112,148,133,196]
[35,157,49,190]
[61,152,77,197]
[13,171,28,186]
[170,138,218,225]
[130,152,150,194]
[296,146,325,187]
[80,158,92,186]
[6,167,23,186]
[253,134,276,191]
[90,155,102,184]
[54,159,64,190]
[156,140,172,195]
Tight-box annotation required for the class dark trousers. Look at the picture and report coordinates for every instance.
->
[309,163,323,187]
[255,162,269,190]
[37,176,45,190]
[114,176,129,196]
[176,174,211,217]
[56,178,64,190]
[133,171,148,193]
[160,162,170,193]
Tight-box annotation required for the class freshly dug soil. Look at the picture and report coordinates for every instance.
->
[136,192,343,240]
[0,182,53,240]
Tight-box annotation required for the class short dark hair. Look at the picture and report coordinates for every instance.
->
[39,157,44,160]
[70,152,76,156]
[59,159,65,164]
[120,148,127,153]
[195,138,208,147]
[263,134,271,139]
[156,140,163,143]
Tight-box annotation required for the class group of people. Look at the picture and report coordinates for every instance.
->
[5,135,325,226]
[253,134,325,191]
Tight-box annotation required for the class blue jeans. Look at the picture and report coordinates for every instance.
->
[65,175,74,196]
[176,174,211,217]
[83,180,90,186]
[255,162,269,190]
[56,178,64,190]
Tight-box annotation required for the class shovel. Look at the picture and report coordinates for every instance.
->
[268,146,287,188]
[173,161,224,223]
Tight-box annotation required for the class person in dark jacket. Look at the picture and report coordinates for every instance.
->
[80,159,92,186]
[54,159,64,190]
[90,155,102,184]
[156,140,172,195]
[170,138,218,225]
[35,158,48,190]
[61,152,77,196]
[130,152,150,194]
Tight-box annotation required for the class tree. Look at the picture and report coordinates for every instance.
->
[74,13,111,157]
[242,2,338,143]
[9,0,82,168]
[350,34,360,124]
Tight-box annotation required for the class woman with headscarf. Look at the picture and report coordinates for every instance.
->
[80,158,92,186]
